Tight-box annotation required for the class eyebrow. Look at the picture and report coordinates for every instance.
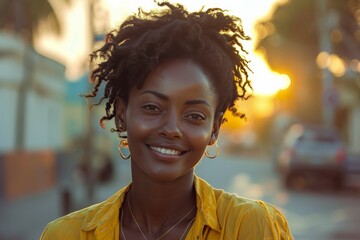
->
[140,90,168,100]
[140,90,211,107]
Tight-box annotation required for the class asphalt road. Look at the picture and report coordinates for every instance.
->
[195,152,360,240]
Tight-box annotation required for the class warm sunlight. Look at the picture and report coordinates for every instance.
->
[105,0,289,97]
[38,0,288,94]
[249,56,291,96]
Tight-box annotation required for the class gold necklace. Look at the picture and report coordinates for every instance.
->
[121,210,196,240]
[122,194,196,240]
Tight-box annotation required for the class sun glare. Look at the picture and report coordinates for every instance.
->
[105,0,289,97]
[38,0,285,83]
[249,57,291,96]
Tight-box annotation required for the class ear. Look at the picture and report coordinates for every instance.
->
[115,98,127,131]
[209,112,224,145]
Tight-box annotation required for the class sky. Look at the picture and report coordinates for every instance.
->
[37,0,289,96]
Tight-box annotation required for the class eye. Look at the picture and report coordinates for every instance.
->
[143,104,161,112]
[186,113,206,121]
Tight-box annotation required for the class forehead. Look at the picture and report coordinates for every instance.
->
[139,59,216,97]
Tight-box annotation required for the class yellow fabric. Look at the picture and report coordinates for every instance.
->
[41,175,293,240]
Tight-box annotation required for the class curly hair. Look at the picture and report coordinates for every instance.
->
[87,1,252,132]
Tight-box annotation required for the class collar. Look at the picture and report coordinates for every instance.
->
[194,175,221,232]
[81,184,131,235]
[80,175,221,234]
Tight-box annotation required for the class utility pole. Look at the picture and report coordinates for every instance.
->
[83,0,96,203]
[83,0,110,203]
[316,0,337,128]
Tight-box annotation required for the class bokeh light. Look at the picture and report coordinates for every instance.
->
[316,51,347,77]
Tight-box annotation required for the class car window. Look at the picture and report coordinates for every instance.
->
[300,129,340,143]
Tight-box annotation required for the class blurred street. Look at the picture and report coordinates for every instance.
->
[1,150,359,240]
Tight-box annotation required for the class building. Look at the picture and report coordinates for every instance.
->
[0,32,66,200]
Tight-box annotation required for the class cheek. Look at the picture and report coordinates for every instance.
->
[127,125,145,141]
[126,115,158,137]
[131,118,155,131]
[126,107,152,129]
[187,125,213,147]
[125,106,162,140]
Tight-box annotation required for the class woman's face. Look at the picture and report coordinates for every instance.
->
[117,59,222,181]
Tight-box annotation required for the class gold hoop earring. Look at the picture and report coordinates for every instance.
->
[205,142,218,159]
[118,139,131,160]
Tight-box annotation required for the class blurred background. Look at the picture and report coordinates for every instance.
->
[0,0,359,239]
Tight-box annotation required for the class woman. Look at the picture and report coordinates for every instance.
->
[41,2,292,239]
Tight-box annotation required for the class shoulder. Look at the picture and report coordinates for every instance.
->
[40,185,129,240]
[215,190,280,218]
[40,203,101,240]
[215,191,292,239]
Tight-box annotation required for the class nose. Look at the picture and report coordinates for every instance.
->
[158,109,182,139]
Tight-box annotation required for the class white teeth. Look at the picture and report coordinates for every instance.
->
[151,146,181,156]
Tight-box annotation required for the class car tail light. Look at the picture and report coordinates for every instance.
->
[335,149,346,163]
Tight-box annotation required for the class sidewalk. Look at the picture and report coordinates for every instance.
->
[0,187,61,240]
[0,160,131,240]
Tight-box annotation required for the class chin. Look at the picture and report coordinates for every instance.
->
[147,169,191,183]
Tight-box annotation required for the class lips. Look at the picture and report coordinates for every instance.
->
[150,146,181,156]
[147,143,188,157]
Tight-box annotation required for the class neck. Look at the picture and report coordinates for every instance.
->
[127,168,196,231]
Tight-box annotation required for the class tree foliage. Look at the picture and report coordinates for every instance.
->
[254,0,360,123]
[0,0,71,42]
[256,0,359,65]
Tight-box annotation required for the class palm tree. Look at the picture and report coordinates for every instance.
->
[0,0,71,148]
[0,0,71,42]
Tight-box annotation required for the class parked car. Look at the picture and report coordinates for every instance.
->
[275,124,346,189]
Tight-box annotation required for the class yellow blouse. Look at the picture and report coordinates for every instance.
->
[41,175,293,240]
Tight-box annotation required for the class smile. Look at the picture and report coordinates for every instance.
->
[149,146,182,156]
